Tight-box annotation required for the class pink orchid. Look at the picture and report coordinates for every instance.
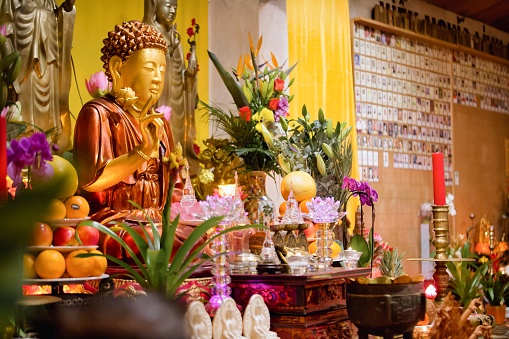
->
[0,25,6,36]
[156,105,172,121]
[85,71,112,98]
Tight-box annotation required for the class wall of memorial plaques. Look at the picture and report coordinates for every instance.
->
[352,19,509,187]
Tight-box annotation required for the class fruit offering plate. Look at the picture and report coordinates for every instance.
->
[23,273,109,285]
[26,245,99,253]
[46,217,90,228]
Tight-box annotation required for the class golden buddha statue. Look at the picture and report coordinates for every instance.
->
[0,0,76,152]
[143,0,200,177]
[73,20,176,224]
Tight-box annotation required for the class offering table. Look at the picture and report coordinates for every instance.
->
[231,267,371,339]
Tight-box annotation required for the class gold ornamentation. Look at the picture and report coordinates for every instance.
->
[134,146,150,161]
[114,87,138,109]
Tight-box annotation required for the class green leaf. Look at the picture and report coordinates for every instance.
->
[208,50,249,108]
[350,234,370,267]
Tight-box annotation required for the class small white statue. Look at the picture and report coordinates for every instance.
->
[212,298,246,339]
[243,294,279,339]
[185,301,212,339]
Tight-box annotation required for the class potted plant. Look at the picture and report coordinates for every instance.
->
[79,184,257,299]
[447,260,486,308]
[480,271,509,324]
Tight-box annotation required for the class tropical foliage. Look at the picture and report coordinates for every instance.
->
[203,34,296,174]
[80,185,256,299]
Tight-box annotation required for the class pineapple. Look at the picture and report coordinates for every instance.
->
[379,248,405,278]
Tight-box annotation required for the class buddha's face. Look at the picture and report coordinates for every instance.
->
[156,0,177,26]
[118,48,166,110]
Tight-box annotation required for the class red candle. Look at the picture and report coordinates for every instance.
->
[432,152,446,205]
[0,112,6,204]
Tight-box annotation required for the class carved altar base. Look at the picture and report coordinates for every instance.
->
[230,267,371,339]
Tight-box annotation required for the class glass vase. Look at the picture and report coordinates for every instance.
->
[209,222,232,310]
[315,222,336,270]
[244,171,274,225]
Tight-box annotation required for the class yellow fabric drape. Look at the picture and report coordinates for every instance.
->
[287,0,359,230]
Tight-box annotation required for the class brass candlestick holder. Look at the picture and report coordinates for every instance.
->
[431,204,450,303]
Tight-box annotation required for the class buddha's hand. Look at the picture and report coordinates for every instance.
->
[168,26,180,55]
[138,96,165,156]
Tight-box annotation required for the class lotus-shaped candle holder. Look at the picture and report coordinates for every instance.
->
[305,197,346,270]
[306,197,345,223]
[194,195,241,309]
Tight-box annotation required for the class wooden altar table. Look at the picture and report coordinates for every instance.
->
[231,267,371,339]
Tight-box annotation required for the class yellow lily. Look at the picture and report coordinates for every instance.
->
[252,107,275,133]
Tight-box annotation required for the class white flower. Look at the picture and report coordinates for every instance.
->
[446,193,456,216]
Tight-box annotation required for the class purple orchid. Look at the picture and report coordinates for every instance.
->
[342,177,378,206]
[7,132,54,188]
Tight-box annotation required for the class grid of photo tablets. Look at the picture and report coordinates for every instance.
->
[353,23,454,185]
[452,51,509,113]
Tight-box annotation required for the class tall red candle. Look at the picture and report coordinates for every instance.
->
[432,152,446,205]
[0,112,6,204]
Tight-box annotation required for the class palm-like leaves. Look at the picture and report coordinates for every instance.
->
[79,185,256,299]
[447,261,487,307]
[201,102,279,173]
[481,271,509,306]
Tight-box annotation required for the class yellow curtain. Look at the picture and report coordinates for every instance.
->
[287,0,359,230]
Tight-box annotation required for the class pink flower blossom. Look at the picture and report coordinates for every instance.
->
[0,25,6,37]
[85,71,111,98]
[155,105,172,121]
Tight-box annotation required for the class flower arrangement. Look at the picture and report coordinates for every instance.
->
[277,105,353,203]
[202,34,296,173]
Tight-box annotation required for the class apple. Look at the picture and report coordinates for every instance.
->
[29,222,53,246]
[31,155,79,200]
[302,222,316,238]
[76,225,100,246]
[52,226,78,246]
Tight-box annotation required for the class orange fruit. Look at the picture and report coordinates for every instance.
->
[42,199,67,221]
[29,222,53,246]
[31,155,78,200]
[35,250,66,279]
[89,250,108,277]
[65,249,94,278]
[279,201,287,216]
[281,171,316,202]
[64,196,90,219]
[417,313,429,326]
[308,241,341,258]
[299,198,312,213]
[23,254,37,279]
